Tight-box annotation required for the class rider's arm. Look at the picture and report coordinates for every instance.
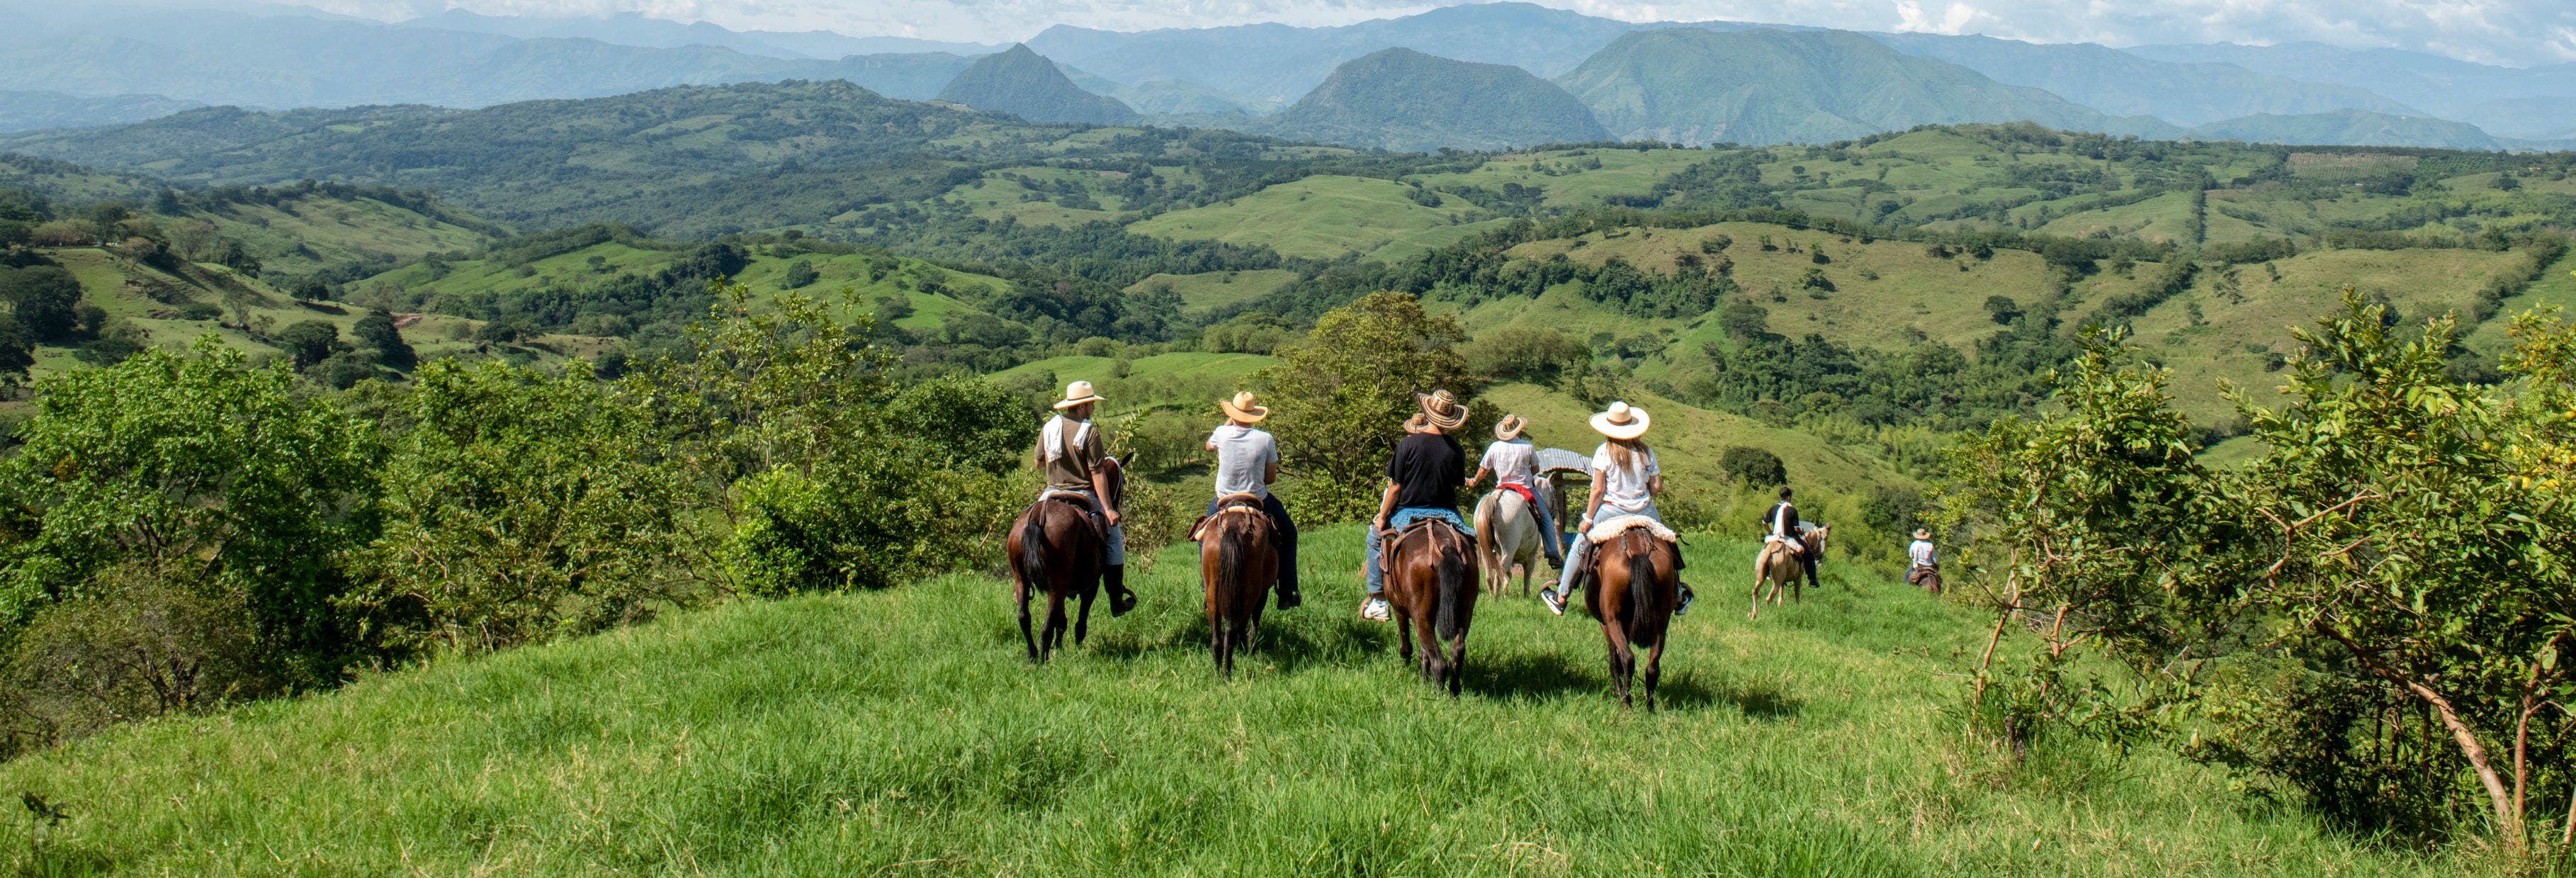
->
[1582,467,1608,525]
[1374,480,1400,530]
[1262,459,1277,485]
[1647,474,1663,496]
[1469,466,1491,489]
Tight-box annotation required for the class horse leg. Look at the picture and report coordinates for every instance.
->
[1073,582,1095,646]
[1419,615,1450,688]
[1641,634,1664,712]
[1603,618,1635,707]
[1017,581,1039,663]
[1044,590,1070,659]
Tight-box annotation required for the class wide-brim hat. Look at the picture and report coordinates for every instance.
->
[1493,414,1527,441]
[1913,528,1931,540]
[1590,401,1649,439]
[1052,380,1107,410]
[1219,390,1268,423]
[1414,389,1469,432]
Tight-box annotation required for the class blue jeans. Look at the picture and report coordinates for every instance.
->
[1365,507,1471,595]
[1558,502,1660,591]
[1204,494,1297,593]
[1503,486,1563,562]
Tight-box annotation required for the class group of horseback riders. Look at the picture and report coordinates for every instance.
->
[1027,379,1889,621]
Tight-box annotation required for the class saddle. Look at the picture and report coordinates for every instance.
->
[1188,493,1272,541]
[1037,488,1107,541]
[1586,514,1678,545]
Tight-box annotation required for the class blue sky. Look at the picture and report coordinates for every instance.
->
[296,0,2576,66]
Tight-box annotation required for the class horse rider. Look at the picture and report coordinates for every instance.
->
[1204,391,1301,610]
[1032,380,1138,616]
[1763,485,1821,592]
[1361,390,1473,622]
[1906,527,1938,587]
[1542,402,1695,617]
[1468,413,1562,568]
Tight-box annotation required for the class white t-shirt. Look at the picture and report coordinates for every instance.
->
[1909,539,1937,568]
[1208,424,1278,498]
[1589,442,1659,514]
[1479,438,1539,488]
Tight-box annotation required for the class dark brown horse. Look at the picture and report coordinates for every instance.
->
[1006,457,1123,661]
[1583,527,1682,709]
[1381,518,1480,694]
[1190,493,1278,677]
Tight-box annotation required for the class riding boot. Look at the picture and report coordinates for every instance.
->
[1275,582,1302,611]
[1105,565,1137,617]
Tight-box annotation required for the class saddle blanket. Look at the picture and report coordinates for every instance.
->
[1493,483,1536,507]
[1586,514,1677,544]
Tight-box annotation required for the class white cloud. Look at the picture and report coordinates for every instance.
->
[293,0,2576,65]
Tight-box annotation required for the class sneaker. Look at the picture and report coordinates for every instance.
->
[1360,597,1391,621]
[1675,585,1695,617]
[1538,587,1568,617]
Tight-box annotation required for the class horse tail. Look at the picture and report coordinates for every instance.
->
[1213,516,1244,614]
[1472,493,1496,563]
[1018,508,1049,590]
[1434,529,1467,642]
[1622,534,1656,638]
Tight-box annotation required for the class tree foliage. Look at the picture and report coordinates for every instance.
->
[1256,292,1474,523]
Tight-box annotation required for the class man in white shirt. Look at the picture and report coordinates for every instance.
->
[1468,415,1561,567]
[1905,528,1937,588]
[1204,392,1300,609]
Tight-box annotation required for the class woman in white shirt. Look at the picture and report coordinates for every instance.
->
[1542,402,1693,617]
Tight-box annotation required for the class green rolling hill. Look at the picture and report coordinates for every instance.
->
[1256,48,1607,153]
[937,45,1140,125]
[1554,29,2179,146]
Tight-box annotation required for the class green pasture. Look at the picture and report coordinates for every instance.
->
[1403,148,1710,210]
[0,526,2459,875]
[356,242,1009,335]
[1124,269,1303,317]
[196,195,493,275]
[1126,175,1493,261]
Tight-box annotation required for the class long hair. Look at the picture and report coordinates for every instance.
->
[1607,437,1649,475]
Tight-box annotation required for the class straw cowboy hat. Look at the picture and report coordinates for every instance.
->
[1493,414,1528,441]
[1052,380,1107,410]
[1218,391,1268,423]
[1590,401,1650,439]
[1914,528,1932,540]
[1414,390,1469,432]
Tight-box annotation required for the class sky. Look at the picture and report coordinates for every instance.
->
[286,0,2576,67]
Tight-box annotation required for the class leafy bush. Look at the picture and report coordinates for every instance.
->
[1,561,274,760]
[1462,326,1591,388]
[1718,446,1787,488]
[273,320,343,368]
[1258,293,1474,523]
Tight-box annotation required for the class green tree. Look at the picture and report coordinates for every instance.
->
[273,320,343,368]
[0,338,381,680]
[1255,292,1473,523]
[1,265,84,342]
[344,359,690,653]
[781,259,820,289]
[351,310,416,371]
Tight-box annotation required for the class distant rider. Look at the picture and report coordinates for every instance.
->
[1204,391,1301,610]
[1468,413,1562,568]
[1360,390,1473,622]
[1906,528,1937,588]
[1763,485,1819,592]
[1032,381,1137,616]
[1542,402,1693,617]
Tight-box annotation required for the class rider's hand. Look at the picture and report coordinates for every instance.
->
[1105,510,1122,527]
[1372,517,1390,533]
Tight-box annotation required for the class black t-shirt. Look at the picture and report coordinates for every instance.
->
[1386,431,1466,512]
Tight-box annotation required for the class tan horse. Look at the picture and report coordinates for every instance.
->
[1471,489,1549,597]
[1748,523,1829,621]
[1583,527,1681,709]
[1382,518,1480,695]
[1191,494,1277,678]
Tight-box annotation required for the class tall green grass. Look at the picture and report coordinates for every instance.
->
[0,526,2459,875]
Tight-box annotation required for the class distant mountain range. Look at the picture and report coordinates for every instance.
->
[0,0,2568,153]
[938,45,1138,125]
[1255,48,1604,152]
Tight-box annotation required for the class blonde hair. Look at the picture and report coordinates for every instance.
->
[1607,437,1649,474]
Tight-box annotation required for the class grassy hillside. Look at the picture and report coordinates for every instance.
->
[1124,269,1301,317]
[1128,175,1501,261]
[0,532,2458,874]
[187,191,495,276]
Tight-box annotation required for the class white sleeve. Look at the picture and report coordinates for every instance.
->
[1644,449,1661,477]
[1260,432,1279,467]
[1479,443,1499,472]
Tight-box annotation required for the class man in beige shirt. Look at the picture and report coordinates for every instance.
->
[1033,381,1136,616]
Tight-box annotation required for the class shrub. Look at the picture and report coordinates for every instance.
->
[1719,445,1787,488]
[1,561,275,760]
[273,320,342,368]
[1257,293,1475,523]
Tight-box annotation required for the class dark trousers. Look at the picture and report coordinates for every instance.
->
[1206,494,1299,593]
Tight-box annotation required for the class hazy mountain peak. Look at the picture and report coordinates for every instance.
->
[1258,47,1606,152]
[935,44,1139,125]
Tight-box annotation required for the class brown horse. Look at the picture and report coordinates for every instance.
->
[1582,527,1682,709]
[1006,457,1123,661]
[1191,494,1278,677]
[1749,523,1829,621]
[1381,518,1480,695]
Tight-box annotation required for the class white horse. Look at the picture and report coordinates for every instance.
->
[1473,486,1554,597]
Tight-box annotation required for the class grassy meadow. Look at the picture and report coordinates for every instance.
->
[1128,175,1504,261]
[0,526,2466,876]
